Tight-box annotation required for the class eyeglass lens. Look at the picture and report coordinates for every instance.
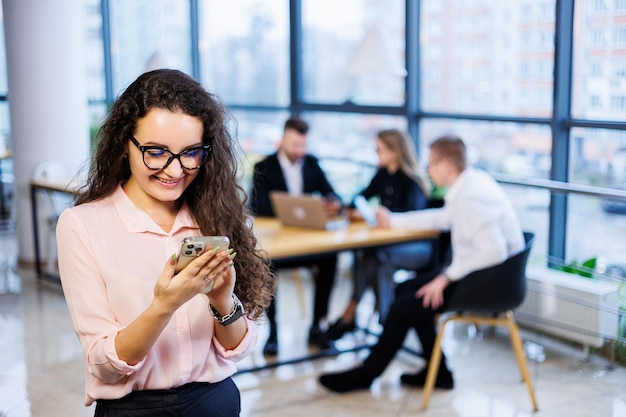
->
[143,147,209,170]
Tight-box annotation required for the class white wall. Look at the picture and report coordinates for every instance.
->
[3,0,89,262]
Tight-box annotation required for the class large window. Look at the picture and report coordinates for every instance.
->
[567,0,626,271]
[419,119,551,180]
[572,0,626,122]
[199,0,289,106]
[420,0,555,117]
[0,0,8,140]
[109,0,192,96]
[85,0,105,102]
[301,0,405,106]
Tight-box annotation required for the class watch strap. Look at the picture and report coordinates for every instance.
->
[209,294,244,326]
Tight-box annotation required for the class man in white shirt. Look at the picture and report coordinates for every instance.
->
[319,135,524,393]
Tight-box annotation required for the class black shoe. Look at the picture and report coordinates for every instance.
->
[325,319,356,341]
[400,366,454,390]
[308,326,333,350]
[263,331,278,356]
[319,366,373,393]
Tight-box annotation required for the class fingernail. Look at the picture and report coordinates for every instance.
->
[230,251,237,260]
[171,254,177,263]
[229,262,234,267]
[211,247,220,254]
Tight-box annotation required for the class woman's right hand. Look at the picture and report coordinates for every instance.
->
[375,206,392,228]
[347,208,363,222]
[153,248,232,312]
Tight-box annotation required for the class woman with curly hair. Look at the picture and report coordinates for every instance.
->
[56,69,274,417]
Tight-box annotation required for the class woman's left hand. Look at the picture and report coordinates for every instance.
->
[202,248,237,306]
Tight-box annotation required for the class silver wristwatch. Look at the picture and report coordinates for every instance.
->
[209,294,244,326]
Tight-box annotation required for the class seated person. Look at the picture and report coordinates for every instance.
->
[249,116,342,355]
[319,135,524,392]
[325,129,434,340]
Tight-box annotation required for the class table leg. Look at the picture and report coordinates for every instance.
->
[31,185,43,279]
[0,161,7,220]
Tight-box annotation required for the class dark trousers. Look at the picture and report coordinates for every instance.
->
[266,254,337,331]
[352,241,433,323]
[94,379,240,417]
[362,268,458,378]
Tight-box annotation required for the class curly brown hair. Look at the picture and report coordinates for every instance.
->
[75,69,275,319]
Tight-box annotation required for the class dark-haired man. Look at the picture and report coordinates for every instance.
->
[249,117,342,355]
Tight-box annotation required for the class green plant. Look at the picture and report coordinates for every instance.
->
[553,257,597,279]
[554,256,626,365]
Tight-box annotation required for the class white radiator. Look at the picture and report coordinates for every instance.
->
[515,265,620,348]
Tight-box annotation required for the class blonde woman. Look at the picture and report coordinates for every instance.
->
[325,129,433,340]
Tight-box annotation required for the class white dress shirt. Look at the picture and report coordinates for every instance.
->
[389,168,524,281]
[278,151,304,195]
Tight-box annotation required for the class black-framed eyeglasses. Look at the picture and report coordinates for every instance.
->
[129,136,212,170]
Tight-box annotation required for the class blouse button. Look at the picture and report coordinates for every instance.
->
[385,186,394,195]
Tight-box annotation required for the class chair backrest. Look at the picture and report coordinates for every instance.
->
[32,160,80,220]
[444,232,535,313]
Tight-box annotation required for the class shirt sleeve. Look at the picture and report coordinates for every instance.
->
[443,195,511,281]
[389,206,451,231]
[56,209,144,383]
[212,317,258,361]
[306,156,340,200]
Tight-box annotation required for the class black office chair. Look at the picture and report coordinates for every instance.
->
[421,232,538,412]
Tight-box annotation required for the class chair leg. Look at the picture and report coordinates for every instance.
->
[505,311,539,412]
[421,316,452,410]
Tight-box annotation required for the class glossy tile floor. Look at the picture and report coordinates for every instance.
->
[1,227,625,417]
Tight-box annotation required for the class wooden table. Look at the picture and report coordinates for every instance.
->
[253,216,437,261]
[239,217,437,373]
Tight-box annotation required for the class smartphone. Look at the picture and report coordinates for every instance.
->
[175,236,230,274]
[354,195,377,226]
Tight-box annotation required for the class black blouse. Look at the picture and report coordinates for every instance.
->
[354,168,427,212]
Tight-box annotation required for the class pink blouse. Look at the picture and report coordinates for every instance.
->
[56,186,257,406]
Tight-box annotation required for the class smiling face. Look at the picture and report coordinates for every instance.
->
[123,108,204,211]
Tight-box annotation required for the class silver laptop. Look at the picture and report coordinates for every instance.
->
[269,191,348,230]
